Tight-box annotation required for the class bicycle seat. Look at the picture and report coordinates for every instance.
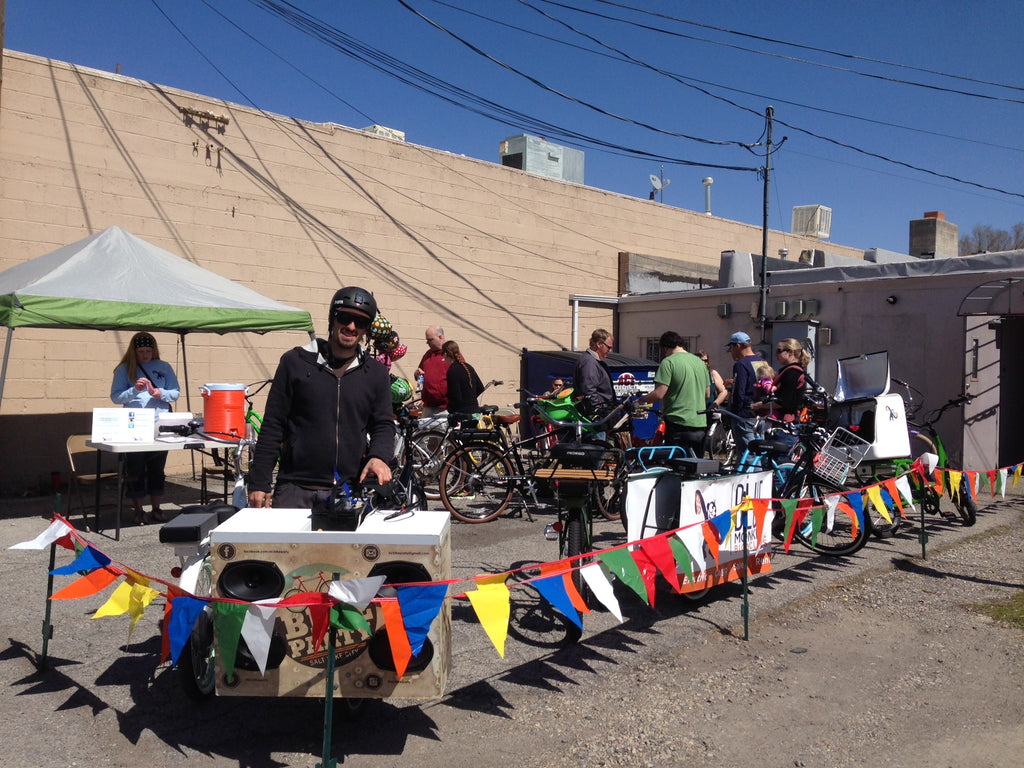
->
[747,439,792,458]
[480,405,499,416]
[494,413,521,425]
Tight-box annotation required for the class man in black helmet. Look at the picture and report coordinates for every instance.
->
[248,286,395,509]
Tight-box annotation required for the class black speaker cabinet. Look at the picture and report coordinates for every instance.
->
[208,508,450,700]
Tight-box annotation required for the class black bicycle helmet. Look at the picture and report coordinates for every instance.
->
[329,286,377,323]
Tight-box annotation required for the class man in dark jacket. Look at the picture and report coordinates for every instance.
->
[573,328,617,419]
[247,286,395,509]
[726,331,765,458]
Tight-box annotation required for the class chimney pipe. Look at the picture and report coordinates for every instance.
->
[702,177,713,216]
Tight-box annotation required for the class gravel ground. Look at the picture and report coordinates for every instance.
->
[2,480,1023,767]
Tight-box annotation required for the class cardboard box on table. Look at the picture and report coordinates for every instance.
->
[208,507,450,699]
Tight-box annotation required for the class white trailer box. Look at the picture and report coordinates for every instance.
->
[832,351,910,460]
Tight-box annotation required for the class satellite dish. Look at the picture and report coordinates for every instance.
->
[649,174,662,191]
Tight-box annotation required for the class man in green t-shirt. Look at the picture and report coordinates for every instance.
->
[639,331,710,456]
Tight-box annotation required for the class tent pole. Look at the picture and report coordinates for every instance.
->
[180,333,198,481]
[0,327,13,411]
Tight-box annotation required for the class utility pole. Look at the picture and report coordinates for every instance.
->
[756,106,773,343]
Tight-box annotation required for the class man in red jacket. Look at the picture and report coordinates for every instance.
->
[416,324,449,416]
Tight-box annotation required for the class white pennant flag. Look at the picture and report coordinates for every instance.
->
[580,563,622,622]
[328,575,388,610]
[894,475,917,514]
[9,519,72,550]
[240,600,279,676]
[675,526,706,575]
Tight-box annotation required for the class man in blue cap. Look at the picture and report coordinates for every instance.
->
[725,331,764,458]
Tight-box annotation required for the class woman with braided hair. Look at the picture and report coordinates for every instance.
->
[441,340,485,419]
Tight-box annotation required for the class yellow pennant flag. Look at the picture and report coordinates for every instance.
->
[466,574,511,659]
[128,582,161,633]
[93,581,132,619]
[948,470,963,504]
[1014,465,1022,486]
[865,485,893,525]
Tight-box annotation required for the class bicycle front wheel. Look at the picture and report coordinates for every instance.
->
[953,474,978,526]
[782,472,869,556]
[439,443,514,523]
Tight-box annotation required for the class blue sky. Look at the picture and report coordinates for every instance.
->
[5,0,1023,254]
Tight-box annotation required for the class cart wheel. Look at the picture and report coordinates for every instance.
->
[178,608,216,700]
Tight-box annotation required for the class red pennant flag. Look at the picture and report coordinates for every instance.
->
[380,599,412,679]
[161,601,173,664]
[50,566,121,600]
[987,470,998,497]
[639,535,682,593]
[629,547,659,606]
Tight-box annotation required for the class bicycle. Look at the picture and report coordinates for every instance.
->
[437,396,624,524]
[707,406,873,557]
[402,379,504,497]
[532,402,636,642]
[852,384,977,534]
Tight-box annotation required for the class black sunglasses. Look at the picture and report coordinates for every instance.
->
[333,310,371,329]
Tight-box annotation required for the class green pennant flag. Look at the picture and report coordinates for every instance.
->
[810,505,824,546]
[598,548,649,605]
[669,535,694,586]
[212,602,249,682]
[779,498,798,542]
[331,604,373,635]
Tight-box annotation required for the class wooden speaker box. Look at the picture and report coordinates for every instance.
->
[208,508,450,700]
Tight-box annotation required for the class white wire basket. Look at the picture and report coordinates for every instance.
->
[813,427,871,485]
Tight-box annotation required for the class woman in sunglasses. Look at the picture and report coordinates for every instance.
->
[766,338,812,423]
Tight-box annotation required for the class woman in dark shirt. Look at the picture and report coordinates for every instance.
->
[442,340,485,417]
[771,338,812,421]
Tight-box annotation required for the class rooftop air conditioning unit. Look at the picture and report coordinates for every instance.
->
[791,205,832,239]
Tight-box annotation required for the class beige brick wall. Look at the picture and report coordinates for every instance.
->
[0,51,862,494]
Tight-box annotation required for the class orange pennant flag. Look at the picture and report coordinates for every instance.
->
[750,499,771,547]
[701,521,720,566]
[540,560,590,615]
[380,599,413,679]
[932,469,945,496]
[50,566,121,600]
[882,478,906,519]
[965,471,979,501]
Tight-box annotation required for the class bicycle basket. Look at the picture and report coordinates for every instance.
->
[814,427,871,485]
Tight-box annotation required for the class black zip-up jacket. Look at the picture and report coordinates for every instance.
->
[248,339,396,493]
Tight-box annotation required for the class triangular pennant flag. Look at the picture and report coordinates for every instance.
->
[669,535,695,586]
[701,521,721,566]
[167,596,209,666]
[532,574,583,630]
[920,452,939,475]
[843,492,865,537]
[675,524,706,575]
[639,535,682,593]
[330,603,372,635]
[466,574,511,658]
[882,478,907,518]
[128,582,161,635]
[948,470,963,504]
[893,474,917,514]
[9,519,73,550]
[865,485,893,525]
[965,471,979,502]
[628,547,659,607]
[93,581,132,619]
[750,499,771,547]
[932,469,945,496]
[580,562,622,621]
[328,575,387,611]
[1014,464,1022,486]
[777,499,799,552]
[50,545,111,575]
[50,566,121,600]
[987,470,998,497]
[597,547,648,605]
[240,600,279,676]
[823,495,840,533]
[809,505,824,544]
[397,583,449,657]
[161,602,173,664]
[710,509,734,545]
[212,602,249,682]
[539,560,590,615]
[380,599,413,678]
[999,468,1008,497]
